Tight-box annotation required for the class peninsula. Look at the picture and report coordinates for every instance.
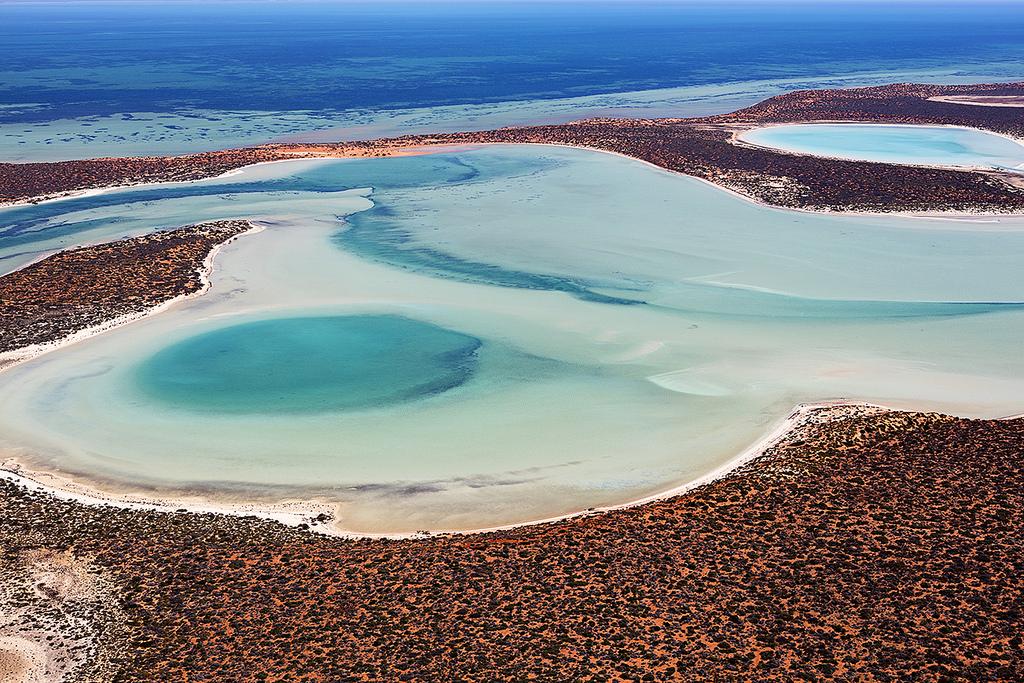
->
[0,220,254,368]
[3,81,1024,213]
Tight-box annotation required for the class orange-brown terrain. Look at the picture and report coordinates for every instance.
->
[3,81,1024,682]
[2,81,1024,213]
[0,220,251,356]
[1,406,1022,681]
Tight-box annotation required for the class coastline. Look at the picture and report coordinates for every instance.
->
[7,397,1018,679]
[0,144,475,211]
[0,399,987,540]
[498,141,1024,221]
[0,221,262,372]
[6,80,1024,214]
[735,119,1024,147]
[0,160,320,211]
[8,138,1023,224]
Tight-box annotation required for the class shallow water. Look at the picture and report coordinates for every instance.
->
[1,145,1023,532]
[740,123,1024,170]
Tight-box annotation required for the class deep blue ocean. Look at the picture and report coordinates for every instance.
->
[2,1,1024,125]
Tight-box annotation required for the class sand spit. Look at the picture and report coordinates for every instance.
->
[0,219,258,372]
[3,81,1024,214]
[929,95,1024,108]
[2,405,1022,679]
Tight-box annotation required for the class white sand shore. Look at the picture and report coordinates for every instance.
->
[10,398,1020,540]
[0,399,959,541]
[928,95,1024,108]
[0,221,264,373]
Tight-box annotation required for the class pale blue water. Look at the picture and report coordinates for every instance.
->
[135,315,482,414]
[2,146,1024,533]
[741,124,1024,170]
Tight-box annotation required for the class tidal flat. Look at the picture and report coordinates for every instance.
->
[1,145,1024,533]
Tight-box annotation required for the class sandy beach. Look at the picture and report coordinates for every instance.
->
[9,404,840,539]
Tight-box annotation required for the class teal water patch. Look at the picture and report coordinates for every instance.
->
[135,315,481,414]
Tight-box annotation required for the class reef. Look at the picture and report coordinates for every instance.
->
[1,406,1022,680]
[2,81,1024,213]
[0,220,252,358]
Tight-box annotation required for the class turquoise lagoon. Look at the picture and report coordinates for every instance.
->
[2,145,1024,532]
[136,315,482,414]
[740,123,1024,170]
